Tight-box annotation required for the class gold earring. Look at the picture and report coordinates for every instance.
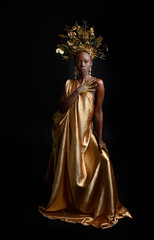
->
[74,66,78,79]
[89,65,92,76]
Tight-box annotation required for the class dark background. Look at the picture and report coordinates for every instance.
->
[2,0,153,238]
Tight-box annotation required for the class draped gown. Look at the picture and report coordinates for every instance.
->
[39,79,132,229]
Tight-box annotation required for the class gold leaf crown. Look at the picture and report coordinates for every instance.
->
[56,21,108,60]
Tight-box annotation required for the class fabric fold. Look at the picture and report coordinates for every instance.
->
[39,79,132,229]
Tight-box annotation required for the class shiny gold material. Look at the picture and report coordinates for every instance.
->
[74,66,78,79]
[39,79,132,229]
[56,21,108,60]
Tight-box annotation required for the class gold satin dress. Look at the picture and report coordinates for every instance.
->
[39,79,132,229]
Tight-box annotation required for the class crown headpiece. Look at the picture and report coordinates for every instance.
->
[56,21,107,60]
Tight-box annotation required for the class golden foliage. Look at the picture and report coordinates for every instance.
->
[56,21,107,61]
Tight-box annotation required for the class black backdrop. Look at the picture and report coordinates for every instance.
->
[2,0,153,239]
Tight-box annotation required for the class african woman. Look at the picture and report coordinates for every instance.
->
[39,22,132,229]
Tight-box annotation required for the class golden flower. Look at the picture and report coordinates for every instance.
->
[56,48,64,54]
[67,40,73,46]
[77,27,84,35]
[90,27,94,32]
[68,31,73,38]
[86,40,89,45]
[90,32,95,37]
[68,31,76,38]
[72,26,77,31]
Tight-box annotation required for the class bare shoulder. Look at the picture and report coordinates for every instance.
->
[95,78,104,85]
[95,78,105,92]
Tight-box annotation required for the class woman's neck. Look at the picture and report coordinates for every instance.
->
[78,73,91,83]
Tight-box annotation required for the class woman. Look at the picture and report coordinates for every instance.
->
[39,22,132,229]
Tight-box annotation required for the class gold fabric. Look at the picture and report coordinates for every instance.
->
[39,79,132,229]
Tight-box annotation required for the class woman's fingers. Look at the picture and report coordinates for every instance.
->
[86,78,96,86]
[88,83,97,89]
[80,88,96,94]
[79,78,97,94]
[88,89,96,92]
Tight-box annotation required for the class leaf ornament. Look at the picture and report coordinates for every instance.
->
[56,21,108,61]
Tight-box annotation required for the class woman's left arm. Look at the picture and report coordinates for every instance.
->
[94,79,107,151]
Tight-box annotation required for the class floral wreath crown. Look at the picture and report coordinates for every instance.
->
[56,21,108,61]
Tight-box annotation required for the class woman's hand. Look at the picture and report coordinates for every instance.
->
[98,140,108,153]
[77,78,97,94]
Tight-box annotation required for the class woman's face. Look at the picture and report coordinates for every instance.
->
[75,51,92,76]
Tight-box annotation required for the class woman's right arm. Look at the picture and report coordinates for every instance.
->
[59,83,80,113]
[59,79,97,113]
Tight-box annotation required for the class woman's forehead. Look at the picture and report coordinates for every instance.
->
[76,51,91,60]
